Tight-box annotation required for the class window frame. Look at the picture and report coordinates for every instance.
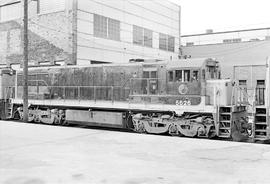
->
[192,70,199,81]
[133,25,153,47]
[175,70,183,82]
[159,33,175,52]
[94,14,120,41]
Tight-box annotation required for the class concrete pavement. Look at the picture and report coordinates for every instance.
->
[0,120,270,184]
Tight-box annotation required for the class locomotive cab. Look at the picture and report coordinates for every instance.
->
[166,58,221,105]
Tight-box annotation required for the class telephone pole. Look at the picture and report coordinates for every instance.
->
[23,0,28,122]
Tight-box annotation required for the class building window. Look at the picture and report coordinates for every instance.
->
[239,80,247,86]
[168,36,175,52]
[133,25,143,45]
[257,80,265,86]
[108,18,120,40]
[223,38,242,43]
[94,14,120,41]
[159,33,175,52]
[186,42,194,46]
[94,14,107,38]
[144,28,152,47]
[133,25,153,47]
[159,33,167,50]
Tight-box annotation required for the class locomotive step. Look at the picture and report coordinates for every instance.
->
[220,120,231,123]
[219,127,231,130]
[255,122,267,125]
[255,114,267,117]
[255,129,267,132]
[254,137,268,141]
[254,135,267,139]
[220,112,231,115]
[218,134,230,138]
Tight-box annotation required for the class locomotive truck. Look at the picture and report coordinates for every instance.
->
[1,58,251,141]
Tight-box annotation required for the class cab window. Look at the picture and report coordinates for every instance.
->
[143,71,149,78]
[175,70,182,82]
[151,71,157,78]
[192,71,198,81]
[168,71,173,82]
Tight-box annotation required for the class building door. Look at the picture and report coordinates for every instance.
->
[256,80,265,105]
[238,80,248,103]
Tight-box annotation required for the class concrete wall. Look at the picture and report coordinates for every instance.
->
[182,28,270,46]
[77,0,180,64]
[234,65,267,89]
[182,40,270,78]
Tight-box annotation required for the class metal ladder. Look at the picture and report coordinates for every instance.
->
[4,87,14,119]
[218,106,232,138]
[5,101,13,119]
[254,107,269,140]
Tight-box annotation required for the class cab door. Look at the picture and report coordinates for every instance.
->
[142,67,158,95]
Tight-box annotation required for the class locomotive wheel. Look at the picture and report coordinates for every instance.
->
[137,121,146,133]
[168,124,178,136]
[208,126,217,138]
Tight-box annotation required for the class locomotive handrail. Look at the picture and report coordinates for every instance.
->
[28,79,49,86]
[129,94,202,97]
[17,85,131,103]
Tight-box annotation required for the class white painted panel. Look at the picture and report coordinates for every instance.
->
[78,19,93,35]
[77,59,91,65]
[132,0,179,17]
[0,3,21,22]
[40,0,65,14]
[120,25,132,43]
[123,2,178,30]
[78,41,179,63]
[78,0,179,36]
[152,32,159,49]
[78,10,93,22]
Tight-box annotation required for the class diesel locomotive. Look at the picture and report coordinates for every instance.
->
[1,58,252,141]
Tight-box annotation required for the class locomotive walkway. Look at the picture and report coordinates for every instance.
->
[0,121,270,184]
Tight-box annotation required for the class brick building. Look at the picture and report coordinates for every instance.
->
[0,0,181,67]
[0,0,74,67]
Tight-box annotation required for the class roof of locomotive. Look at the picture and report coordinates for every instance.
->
[167,58,217,69]
[16,58,217,72]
